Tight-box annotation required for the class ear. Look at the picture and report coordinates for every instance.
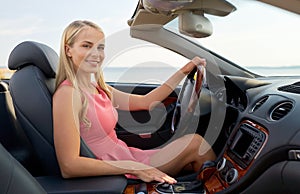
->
[65,45,72,57]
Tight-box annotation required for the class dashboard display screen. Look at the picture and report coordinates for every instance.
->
[231,130,254,158]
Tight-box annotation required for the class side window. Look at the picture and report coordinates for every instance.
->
[102,44,189,85]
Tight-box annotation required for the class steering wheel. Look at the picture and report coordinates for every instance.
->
[171,65,205,134]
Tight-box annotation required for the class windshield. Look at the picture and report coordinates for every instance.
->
[166,0,300,76]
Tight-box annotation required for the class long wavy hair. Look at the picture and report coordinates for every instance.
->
[55,20,111,128]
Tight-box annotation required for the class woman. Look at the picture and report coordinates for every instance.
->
[53,20,216,184]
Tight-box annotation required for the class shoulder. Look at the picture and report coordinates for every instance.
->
[54,80,74,99]
[59,79,73,88]
[53,80,81,107]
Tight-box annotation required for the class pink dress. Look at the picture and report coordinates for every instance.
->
[60,80,158,166]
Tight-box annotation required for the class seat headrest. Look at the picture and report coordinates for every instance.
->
[8,41,58,78]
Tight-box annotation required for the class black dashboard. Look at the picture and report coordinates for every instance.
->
[202,75,300,194]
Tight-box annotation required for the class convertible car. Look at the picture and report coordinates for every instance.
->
[1,0,300,193]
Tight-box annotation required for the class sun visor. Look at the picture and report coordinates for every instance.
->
[140,0,235,38]
[142,0,236,16]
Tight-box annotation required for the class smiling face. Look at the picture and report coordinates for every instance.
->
[66,26,105,74]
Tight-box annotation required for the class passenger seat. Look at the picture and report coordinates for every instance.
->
[0,142,46,194]
[0,81,42,176]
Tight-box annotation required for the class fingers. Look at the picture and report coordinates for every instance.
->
[136,168,177,184]
[154,173,177,184]
[181,56,206,75]
[147,169,177,184]
[191,56,206,67]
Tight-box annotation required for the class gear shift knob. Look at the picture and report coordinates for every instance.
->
[197,160,217,182]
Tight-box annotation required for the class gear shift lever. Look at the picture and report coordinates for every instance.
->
[197,160,217,182]
[155,161,216,193]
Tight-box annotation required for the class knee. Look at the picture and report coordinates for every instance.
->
[183,134,203,152]
[188,134,214,157]
[193,134,204,143]
[183,133,202,141]
[190,134,203,145]
[179,134,209,155]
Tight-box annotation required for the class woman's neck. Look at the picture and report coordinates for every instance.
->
[75,73,97,94]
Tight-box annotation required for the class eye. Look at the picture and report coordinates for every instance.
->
[82,44,92,48]
[97,45,105,51]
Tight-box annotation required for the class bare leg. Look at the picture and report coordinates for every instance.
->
[149,134,216,177]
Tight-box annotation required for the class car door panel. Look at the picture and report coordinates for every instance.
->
[109,82,179,149]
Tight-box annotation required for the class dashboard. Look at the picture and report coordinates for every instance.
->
[202,75,300,193]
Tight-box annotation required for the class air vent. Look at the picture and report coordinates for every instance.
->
[270,101,293,121]
[278,81,300,94]
[251,96,269,113]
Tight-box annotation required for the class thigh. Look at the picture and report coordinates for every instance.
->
[149,134,201,176]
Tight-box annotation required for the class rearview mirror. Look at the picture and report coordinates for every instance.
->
[179,11,213,38]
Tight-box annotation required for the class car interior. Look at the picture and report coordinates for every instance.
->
[1,0,300,194]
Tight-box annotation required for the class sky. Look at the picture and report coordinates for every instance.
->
[0,0,137,67]
[0,0,300,74]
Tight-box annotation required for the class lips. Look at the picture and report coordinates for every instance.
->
[85,60,100,66]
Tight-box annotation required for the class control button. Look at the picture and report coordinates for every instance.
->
[216,157,226,171]
[288,150,300,160]
[243,154,250,160]
[225,168,238,184]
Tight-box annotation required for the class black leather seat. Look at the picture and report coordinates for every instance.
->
[8,41,96,176]
[7,41,127,194]
[0,143,46,194]
[0,80,42,176]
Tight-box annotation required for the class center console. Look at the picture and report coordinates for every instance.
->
[125,181,205,194]
[124,120,268,194]
[203,120,268,193]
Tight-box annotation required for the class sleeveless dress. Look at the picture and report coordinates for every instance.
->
[60,80,158,167]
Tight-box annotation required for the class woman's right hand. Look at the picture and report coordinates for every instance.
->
[131,165,177,184]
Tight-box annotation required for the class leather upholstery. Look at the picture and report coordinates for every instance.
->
[0,81,41,175]
[0,143,46,194]
[8,41,96,176]
[8,41,57,78]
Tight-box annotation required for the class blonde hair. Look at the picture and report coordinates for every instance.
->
[55,20,111,128]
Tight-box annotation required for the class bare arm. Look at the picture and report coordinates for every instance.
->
[52,85,176,183]
[110,56,206,111]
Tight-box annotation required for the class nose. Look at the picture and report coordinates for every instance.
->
[89,47,103,59]
[90,46,100,57]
